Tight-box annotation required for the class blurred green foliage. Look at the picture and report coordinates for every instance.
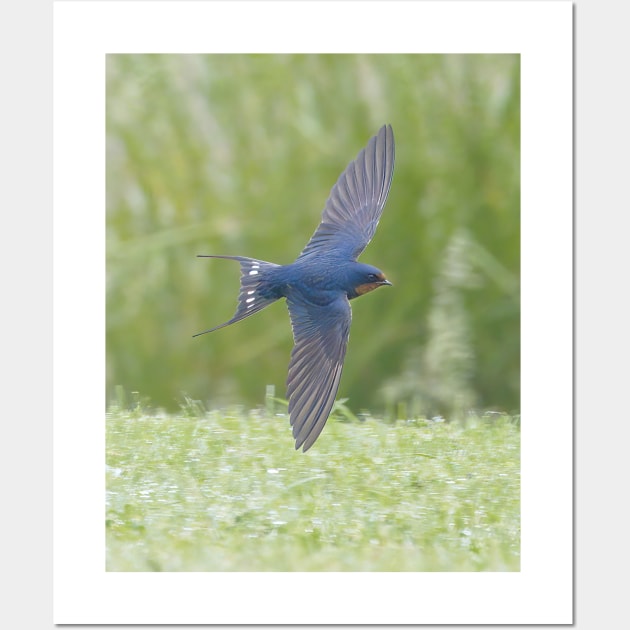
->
[107,54,520,415]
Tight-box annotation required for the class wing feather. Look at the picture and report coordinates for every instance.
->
[297,124,395,261]
[286,295,352,451]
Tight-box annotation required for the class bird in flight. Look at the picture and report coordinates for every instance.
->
[195,125,395,451]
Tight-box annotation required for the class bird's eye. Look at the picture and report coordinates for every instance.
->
[367,273,378,281]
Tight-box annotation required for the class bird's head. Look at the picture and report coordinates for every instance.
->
[347,263,392,299]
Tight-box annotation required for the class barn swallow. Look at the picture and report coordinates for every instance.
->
[195,125,395,451]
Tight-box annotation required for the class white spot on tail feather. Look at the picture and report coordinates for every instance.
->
[249,270,258,276]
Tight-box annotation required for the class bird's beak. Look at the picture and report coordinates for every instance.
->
[381,279,393,287]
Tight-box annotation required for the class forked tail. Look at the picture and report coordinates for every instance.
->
[193,255,281,337]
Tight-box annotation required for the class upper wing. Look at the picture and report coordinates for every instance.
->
[297,124,395,262]
[286,294,352,452]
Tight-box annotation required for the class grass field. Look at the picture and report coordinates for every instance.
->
[106,394,520,571]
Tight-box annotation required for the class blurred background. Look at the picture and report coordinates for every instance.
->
[106,54,520,418]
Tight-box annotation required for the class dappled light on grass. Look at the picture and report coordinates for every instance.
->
[106,402,520,571]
